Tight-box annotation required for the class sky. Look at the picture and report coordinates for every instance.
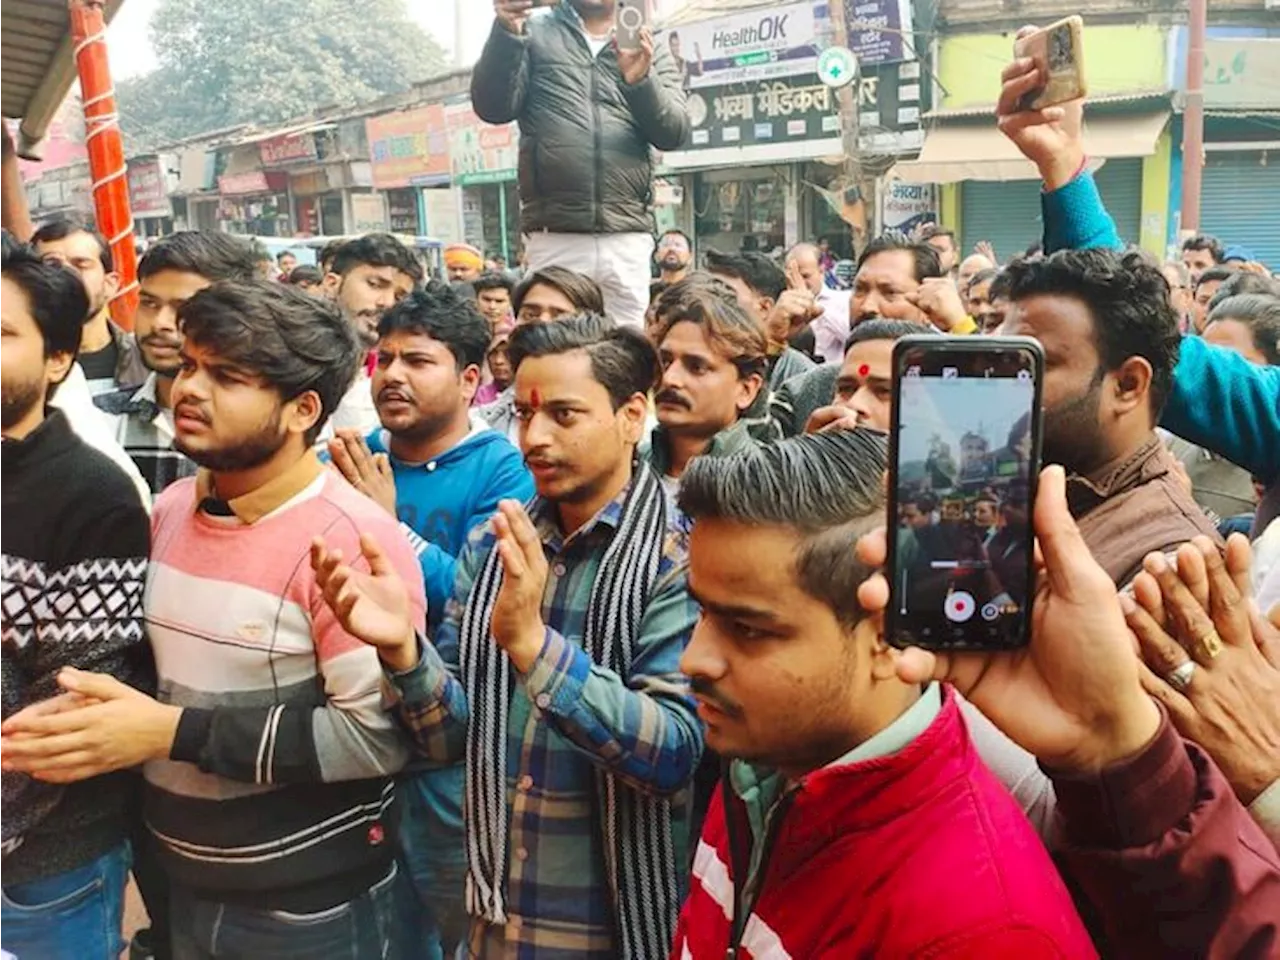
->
[105,0,495,77]
[898,377,1032,465]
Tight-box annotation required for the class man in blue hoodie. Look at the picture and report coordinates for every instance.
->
[329,280,533,960]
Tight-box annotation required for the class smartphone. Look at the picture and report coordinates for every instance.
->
[886,336,1044,652]
[616,0,647,52]
[1013,15,1087,111]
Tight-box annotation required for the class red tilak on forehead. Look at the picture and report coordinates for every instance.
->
[530,387,541,409]
[858,364,871,378]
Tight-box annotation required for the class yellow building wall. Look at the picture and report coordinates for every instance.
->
[1139,126,1173,257]
[936,25,1170,109]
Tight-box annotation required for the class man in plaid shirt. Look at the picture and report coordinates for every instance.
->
[313,316,703,958]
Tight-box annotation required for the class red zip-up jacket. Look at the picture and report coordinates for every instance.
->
[672,686,1097,959]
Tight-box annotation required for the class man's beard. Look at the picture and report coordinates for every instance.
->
[1,372,43,432]
[175,408,288,472]
[1041,373,1106,475]
[661,254,687,271]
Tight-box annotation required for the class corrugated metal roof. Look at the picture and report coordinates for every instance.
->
[923,90,1173,121]
[2,0,126,154]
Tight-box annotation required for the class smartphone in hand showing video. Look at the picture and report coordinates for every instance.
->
[886,336,1044,652]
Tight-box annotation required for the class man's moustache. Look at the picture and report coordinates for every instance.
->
[655,389,691,410]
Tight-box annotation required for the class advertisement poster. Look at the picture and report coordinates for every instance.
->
[366,105,450,189]
[127,157,171,216]
[444,100,519,186]
[879,180,936,234]
[656,3,819,91]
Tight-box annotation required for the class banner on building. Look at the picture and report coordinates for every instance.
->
[444,101,518,186]
[878,180,936,234]
[656,2,820,91]
[844,0,915,67]
[127,157,171,217]
[366,105,450,189]
[855,60,926,154]
[259,132,318,166]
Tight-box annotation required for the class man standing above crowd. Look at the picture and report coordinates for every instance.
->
[786,242,851,366]
[329,282,533,960]
[314,315,702,958]
[1,245,151,960]
[643,275,766,509]
[473,0,689,328]
[654,229,693,285]
[32,218,144,395]
[96,231,259,497]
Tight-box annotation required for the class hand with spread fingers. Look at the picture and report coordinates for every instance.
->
[311,533,420,673]
[1122,534,1280,805]
[328,429,397,517]
[490,499,550,672]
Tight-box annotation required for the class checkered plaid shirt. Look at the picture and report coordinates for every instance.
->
[94,374,197,498]
[386,483,702,958]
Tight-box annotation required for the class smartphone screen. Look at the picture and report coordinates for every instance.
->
[887,337,1044,651]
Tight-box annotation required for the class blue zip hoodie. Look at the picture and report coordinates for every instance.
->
[366,418,534,629]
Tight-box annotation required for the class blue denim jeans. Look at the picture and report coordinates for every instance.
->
[1,841,130,960]
[396,766,470,960]
[169,863,404,960]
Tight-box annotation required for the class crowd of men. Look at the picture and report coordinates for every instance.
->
[2,3,1279,960]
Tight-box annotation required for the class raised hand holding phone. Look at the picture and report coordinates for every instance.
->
[999,25,1086,189]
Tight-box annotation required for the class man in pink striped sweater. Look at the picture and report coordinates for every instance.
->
[1,281,427,959]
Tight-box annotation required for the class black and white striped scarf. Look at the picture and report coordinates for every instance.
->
[459,463,679,959]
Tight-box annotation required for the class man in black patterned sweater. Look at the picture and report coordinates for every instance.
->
[0,242,151,960]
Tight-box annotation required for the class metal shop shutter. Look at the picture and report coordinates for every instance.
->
[1200,150,1280,272]
[960,158,1144,260]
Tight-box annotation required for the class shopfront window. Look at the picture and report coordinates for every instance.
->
[694,169,786,257]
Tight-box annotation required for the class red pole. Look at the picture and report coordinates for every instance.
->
[69,0,138,329]
[1180,0,1207,235]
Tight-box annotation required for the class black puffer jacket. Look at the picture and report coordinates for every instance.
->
[471,5,689,235]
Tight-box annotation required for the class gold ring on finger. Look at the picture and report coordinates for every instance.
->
[1196,628,1224,661]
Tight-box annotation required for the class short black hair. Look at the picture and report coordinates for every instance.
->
[507,314,660,410]
[703,249,787,301]
[989,269,1013,301]
[331,233,424,283]
[679,429,887,625]
[1182,234,1225,263]
[658,228,692,247]
[856,233,944,284]
[31,217,113,272]
[178,280,362,445]
[319,240,345,272]
[1206,270,1280,311]
[286,264,324,286]
[1,241,90,366]
[1003,248,1181,414]
[1194,265,1236,292]
[276,249,297,264]
[1206,294,1280,366]
[473,271,515,296]
[137,231,259,283]
[844,318,934,354]
[377,280,491,371]
[512,265,605,315]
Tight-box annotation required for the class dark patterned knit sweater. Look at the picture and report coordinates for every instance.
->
[1,409,152,884]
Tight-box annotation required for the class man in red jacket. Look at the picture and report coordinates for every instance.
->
[672,429,1097,958]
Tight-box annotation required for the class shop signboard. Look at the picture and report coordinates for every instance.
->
[127,157,171,216]
[445,100,518,187]
[844,0,915,67]
[879,180,936,234]
[855,59,926,154]
[366,105,450,189]
[350,193,388,233]
[682,75,840,151]
[655,2,819,91]
[259,132,318,166]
